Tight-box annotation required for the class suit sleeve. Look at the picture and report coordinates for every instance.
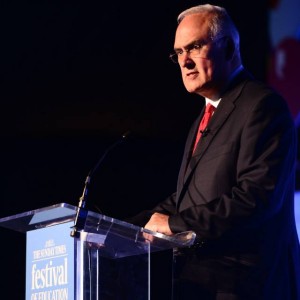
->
[124,192,177,227]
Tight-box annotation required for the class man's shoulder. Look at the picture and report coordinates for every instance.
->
[230,69,283,102]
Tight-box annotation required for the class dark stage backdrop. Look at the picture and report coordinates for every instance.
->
[0,0,270,214]
[0,0,281,298]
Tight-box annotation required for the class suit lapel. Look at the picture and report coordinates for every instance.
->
[174,110,204,201]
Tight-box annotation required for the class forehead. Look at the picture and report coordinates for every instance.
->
[174,13,211,47]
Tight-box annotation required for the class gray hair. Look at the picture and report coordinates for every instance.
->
[177,4,240,52]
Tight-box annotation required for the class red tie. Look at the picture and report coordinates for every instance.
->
[193,103,215,153]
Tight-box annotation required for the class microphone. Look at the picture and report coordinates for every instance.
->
[70,130,131,237]
[200,128,210,137]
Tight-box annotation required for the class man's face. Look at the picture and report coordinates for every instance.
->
[174,13,226,99]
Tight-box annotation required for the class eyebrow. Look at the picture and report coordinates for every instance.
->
[174,39,206,51]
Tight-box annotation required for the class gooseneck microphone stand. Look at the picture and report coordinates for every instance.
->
[70,131,131,237]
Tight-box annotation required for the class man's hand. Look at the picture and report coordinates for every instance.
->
[144,212,173,236]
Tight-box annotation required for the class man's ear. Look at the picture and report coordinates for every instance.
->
[224,37,235,61]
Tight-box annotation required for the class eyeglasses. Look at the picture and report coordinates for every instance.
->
[169,36,226,64]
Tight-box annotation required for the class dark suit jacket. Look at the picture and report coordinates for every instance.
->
[130,70,300,299]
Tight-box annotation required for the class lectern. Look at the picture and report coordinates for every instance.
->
[0,203,196,299]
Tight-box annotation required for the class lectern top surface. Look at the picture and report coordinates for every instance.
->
[0,203,76,233]
[0,202,197,255]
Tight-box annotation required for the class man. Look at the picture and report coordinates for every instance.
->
[129,4,300,299]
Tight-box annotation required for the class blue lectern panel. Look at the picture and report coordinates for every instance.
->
[26,221,75,300]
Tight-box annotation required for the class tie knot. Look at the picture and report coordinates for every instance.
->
[205,103,215,114]
[192,103,215,153]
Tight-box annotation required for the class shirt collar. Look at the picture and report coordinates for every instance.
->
[205,98,221,108]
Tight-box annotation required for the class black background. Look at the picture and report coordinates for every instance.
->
[0,1,273,298]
